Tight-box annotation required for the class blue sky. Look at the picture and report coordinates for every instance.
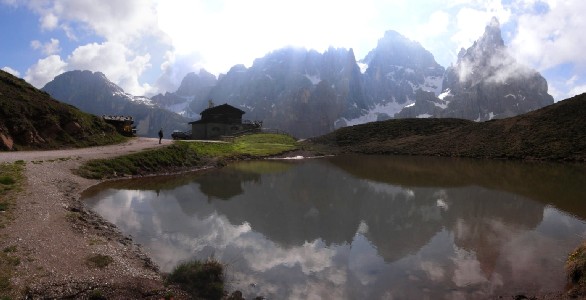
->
[0,0,584,101]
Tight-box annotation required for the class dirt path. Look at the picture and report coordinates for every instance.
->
[0,138,189,299]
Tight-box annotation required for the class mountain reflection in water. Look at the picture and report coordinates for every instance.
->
[83,155,586,299]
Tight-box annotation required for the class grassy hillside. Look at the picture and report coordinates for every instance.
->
[0,70,125,150]
[309,93,586,162]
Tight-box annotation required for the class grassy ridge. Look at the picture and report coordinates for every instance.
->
[76,134,298,179]
[0,70,125,150]
[309,93,586,162]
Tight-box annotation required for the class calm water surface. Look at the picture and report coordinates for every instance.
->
[83,155,586,299]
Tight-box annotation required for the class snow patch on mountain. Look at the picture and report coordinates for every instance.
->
[357,62,368,74]
[112,91,154,106]
[165,102,192,117]
[240,104,255,112]
[305,74,321,85]
[438,89,451,100]
[416,113,432,118]
[338,100,412,126]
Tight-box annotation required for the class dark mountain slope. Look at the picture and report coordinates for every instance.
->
[0,70,123,150]
[309,93,586,162]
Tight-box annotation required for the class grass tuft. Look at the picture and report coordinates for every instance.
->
[166,258,224,300]
[0,176,15,185]
[86,254,113,269]
[0,162,24,297]
[566,242,586,296]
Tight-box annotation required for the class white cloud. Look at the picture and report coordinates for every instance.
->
[156,0,381,75]
[153,51,205,94]
[26,0,163,43]
[566,75,579,86]
[423,11,451,37]
[2,66,21,77]
[0,0,18,7]
[546,82,563,101]
[68,42,153,95]
[10,0,584,98]
[451,5,511,51]
[31,38,61,55]
[15,1,164,95]
[24,55,67,88]
[569,84,586,98]
[23,41,153,95]
[40,12,58,30]
[510,0,586,70]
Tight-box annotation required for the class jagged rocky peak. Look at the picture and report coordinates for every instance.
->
[363,30,443,71]
[478,16,505,52]
[175,69,217,97]
[448,17,521,87]
[438,17,554,121]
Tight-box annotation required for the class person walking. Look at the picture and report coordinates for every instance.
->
[158,128,163,144]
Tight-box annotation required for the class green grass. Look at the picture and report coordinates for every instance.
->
[232,133,298,155]
[166,258,224,300]
[76,133,299,179]
[183,133,297,157]
[0,161,24,215]
[0,161,24,298]
[75,143,203,179]
[0,245,20,297]
[0,176,15,185]
[86,254,113,269]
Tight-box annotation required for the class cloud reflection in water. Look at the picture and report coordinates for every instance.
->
[85,156,586,299]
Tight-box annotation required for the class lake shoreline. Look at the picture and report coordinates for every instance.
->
[0,137,307,299]
[0,138,192,299]
[1,138,581,299]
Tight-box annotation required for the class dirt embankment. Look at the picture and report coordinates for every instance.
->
[0,138,191,299]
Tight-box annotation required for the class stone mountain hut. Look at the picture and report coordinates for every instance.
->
[189,103,261,140]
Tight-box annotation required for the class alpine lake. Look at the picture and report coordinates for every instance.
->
[83,154,586,299]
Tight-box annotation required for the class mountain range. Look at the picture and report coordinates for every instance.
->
[42,70,190,138]
[41,18,554,138]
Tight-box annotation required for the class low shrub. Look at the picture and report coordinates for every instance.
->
[86,254,113,269]
[166,258,224,300]
[0,176,15,185]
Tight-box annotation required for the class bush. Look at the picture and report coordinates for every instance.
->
[167,258,224,300]
[567,242,586,296]
[86,254,113,269]
[0,176,15,185]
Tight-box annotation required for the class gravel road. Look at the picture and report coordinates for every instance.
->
[0,138,189,299]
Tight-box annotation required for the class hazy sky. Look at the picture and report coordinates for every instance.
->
[0,0,585,101]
